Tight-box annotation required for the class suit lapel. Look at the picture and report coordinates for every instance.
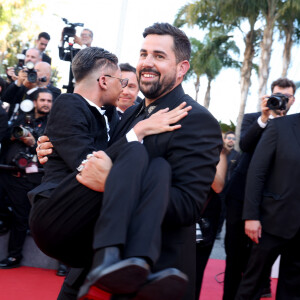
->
[110,104,142,142]
[146,85,186,117]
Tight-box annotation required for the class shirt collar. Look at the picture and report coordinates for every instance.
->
[83,97,106,115]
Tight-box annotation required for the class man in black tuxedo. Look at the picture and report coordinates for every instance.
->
[223,78,296,300]
[234,79,298,299]
[236,115,300,299]
[30,44,196,300]
[72,23,222,300]
[35,23,222,300]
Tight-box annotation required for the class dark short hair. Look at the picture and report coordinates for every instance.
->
[82,28,93,38]
[143,22,191,63]
[224,131,235,138]
[32,88,53,101]
[119,63,136,74]
[38,32,50,41]
[271,78,296,95]
[72,47,118,82]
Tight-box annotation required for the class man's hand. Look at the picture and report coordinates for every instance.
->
[36,135,53,164]
[11,129,35,147]
[7,67,18,81]
[261,95,271,123]
[76,151,112,192]
[21,132,35,147]
[16,69,27,87]
[133,102,192,141]
[245,220,262,244]
[74,35,83,46]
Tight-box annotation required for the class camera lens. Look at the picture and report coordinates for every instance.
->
[12,126,29,139]
[27,71,37,83]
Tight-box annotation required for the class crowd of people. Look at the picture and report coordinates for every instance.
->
[0,22,299,300]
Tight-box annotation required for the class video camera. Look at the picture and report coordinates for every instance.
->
[62,17,84,42]
[267,93,289,111]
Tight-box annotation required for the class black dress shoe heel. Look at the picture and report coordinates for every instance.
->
[94,257,150,293]
[78,257,150,299]
[133,268,188,300]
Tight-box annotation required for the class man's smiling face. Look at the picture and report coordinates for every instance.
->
[136,34,178,101]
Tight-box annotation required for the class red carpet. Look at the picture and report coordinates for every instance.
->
[0,259,278,300]
[199,259,278,300]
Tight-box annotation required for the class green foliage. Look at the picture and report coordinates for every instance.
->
[219,120,236,133]
[0,0,46,74]
[185,30,240,88]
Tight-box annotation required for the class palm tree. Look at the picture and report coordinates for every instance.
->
[277,0,300,77]
[257,0,281,110]
[174,0,261,149]
[185,38,205,102]
[199,32,240,108]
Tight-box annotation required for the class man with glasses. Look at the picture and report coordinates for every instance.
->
[116,63,141,118]
[74,28,93,48]
[223,78,296,300]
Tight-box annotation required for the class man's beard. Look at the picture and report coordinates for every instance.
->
[138,69,176,100]
[37,108,49,115]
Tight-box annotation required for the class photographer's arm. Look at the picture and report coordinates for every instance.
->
[211,148,228,194]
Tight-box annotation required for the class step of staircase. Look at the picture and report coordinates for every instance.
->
[0,232,58,269]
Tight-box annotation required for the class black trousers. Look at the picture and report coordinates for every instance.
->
[30,142,171,268]
[223,219,252,300]
[235,229,300,300]
[0,173,35,259]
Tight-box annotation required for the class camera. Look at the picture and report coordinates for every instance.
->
[12,152,34,169]
[12,125,33,139]
[25,61,37,83]
[267,93,289,111]
[62,17,84,42]
[14,53,25,76]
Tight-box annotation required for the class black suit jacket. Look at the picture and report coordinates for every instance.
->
[29,93,113,199]
[108,84,222,299]
[42,52,51,65]
[0,105,8,143]
[243,114,300,239]
[225,112,265,222]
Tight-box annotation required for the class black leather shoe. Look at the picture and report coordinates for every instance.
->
[132,268,188,300]
[56,263,69,276]
[0,257,21,269]
[77,247,150,299]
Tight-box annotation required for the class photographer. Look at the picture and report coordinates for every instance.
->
[223,78,296,300]
[0,88,52,269]
[59,28,93,62]
[58,20,92,93]
[236,78,299,299]
[6,48,42,83]
[3,59,60,124]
